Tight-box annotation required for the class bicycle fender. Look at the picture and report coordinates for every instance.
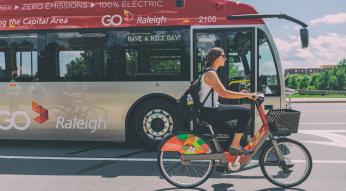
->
[161,133,211,154]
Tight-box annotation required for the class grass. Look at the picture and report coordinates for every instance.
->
[290,94,346,98]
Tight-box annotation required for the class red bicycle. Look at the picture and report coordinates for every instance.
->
[158,94,312,188]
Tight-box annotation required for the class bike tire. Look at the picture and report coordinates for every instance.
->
[157,132,214,188]
[259,138,312,188]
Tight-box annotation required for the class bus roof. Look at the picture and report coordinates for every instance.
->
[0,0,264,31]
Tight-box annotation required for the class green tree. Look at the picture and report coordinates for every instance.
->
[289,58,346,90]
[228,63,239,78]
[315,72,327,90]
[321,71,329,90]
[336,58,346,90]
[328,75,338,90]
[151,60,181,73]
[309,73,319,89]
[297,75,310,89]
[66,52,90,80]
[286,74,298,89]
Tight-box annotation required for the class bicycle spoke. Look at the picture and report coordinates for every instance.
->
[159,150,213,187]
[260,139,312,188]
[164,162,180,172]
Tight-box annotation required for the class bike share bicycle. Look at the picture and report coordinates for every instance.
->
[158,94,312,188]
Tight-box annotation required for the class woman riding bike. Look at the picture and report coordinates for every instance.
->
[199,47,258,155]
[158,55,312,187]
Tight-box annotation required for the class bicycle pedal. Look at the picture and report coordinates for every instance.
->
[287,164,295,168]
[216,165,227,172]
[220,169,233,175]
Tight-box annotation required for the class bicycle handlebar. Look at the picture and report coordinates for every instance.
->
[256,96,265,105]
[250,93,265,106]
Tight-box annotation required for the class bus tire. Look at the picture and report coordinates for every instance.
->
[132,99,181,147]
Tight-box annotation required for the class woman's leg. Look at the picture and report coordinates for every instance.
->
[230,133,243,148]
[216,104,252,152]
[217,104,251,132]
[200,107,217,123]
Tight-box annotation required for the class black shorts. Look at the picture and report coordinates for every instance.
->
[200,104,251,133]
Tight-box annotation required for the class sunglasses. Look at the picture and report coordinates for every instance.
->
[220,54,227,60]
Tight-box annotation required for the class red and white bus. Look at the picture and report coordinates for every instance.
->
[0,0,308,145]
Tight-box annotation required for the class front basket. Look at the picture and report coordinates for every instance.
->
[266,109,301,136]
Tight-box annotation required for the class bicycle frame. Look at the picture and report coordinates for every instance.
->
[180,99,279,167]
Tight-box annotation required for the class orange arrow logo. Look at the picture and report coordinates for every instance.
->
[124,9,134,22]
[32,101,48,124]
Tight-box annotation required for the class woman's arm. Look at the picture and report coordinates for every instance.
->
[204,71,257,100]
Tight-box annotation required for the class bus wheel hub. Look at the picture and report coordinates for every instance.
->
[143,109,173,140]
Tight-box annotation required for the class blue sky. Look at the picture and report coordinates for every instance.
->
[239,0,346,69]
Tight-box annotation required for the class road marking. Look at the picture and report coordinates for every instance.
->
[309,160,346,164]
[299,130,346,148]
[300,123,346,125]
[301,110,346,113]
[301,130,346,132]
[0,155,345,164]
[0,156,156,161]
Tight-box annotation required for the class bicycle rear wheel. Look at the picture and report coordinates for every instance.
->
[158,133,214,188]
[259,138,312,188]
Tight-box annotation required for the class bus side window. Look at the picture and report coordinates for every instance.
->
[125,49,139,78]
[258,30,280,95]
[45,32,110,82]
[227,31,252,91]
[0,34,40,82]
[59,50,87,80]
[115,29,190,81]
[15,51,38,81]
[0,36,12,82]
[195,33,221,76]
[0,52,10,81]
[176,0,185,8]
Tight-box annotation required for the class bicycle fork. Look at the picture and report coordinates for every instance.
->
[270,135,293,174]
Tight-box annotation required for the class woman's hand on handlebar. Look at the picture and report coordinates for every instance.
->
[247,93,259,101]
[240,89,249,93]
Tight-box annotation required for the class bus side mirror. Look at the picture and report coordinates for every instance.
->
[300,28,309,48]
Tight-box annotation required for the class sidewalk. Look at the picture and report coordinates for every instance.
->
[287,98,346,103]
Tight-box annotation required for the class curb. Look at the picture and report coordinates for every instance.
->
[287,99,346,103]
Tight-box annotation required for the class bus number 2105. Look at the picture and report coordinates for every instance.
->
[198,16,217,23]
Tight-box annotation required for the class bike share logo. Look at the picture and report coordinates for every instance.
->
[163,143,182,151]
[101,9,134,26]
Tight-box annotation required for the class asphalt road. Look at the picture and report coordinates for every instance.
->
[0,103,345,191]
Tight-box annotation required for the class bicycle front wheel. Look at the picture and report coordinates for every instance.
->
[259,138,312,188]
[158,133,214,188]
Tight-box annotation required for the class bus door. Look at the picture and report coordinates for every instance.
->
[255,29,283,132]
[193,28,256,136]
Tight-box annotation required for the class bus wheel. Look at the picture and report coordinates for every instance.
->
[132,99,180,146]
